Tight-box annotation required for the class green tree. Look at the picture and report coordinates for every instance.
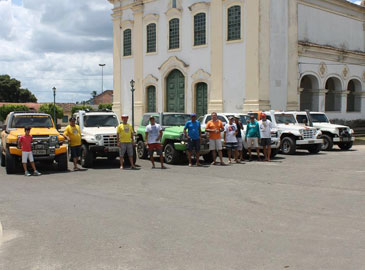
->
[71,105,94,115]
[0,104,29,121]
[0,75,37,102]
[38,104,64,119]
[91,91,98,98]
[98,104,112,110]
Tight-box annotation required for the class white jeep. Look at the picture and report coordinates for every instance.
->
[74,110,135,168]
[292,111,355,151]
[264,111,323,155]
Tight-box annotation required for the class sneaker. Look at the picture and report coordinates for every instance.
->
[33,170,41,176]
[25,171,31,177]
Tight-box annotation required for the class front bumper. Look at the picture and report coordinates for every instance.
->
[296,138,323,145]
[174,141,210,155]
[333,136,355,143]
[9,145,67,160]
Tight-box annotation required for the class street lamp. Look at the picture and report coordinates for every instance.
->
[52,87,56,128]
[130,79,135,129]
[99,64,106,93]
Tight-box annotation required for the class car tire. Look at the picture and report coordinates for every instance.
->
[203,153,213,163]
[308,144,321,154]
[270,148,279,158]
[281,137,296,155]
[137,140,148,159]
[0,146,5,167]
[57,153,68,171]
[338,142,353,151]
[81,144,94,168]
[321,134,333,151]
[5,149,17,174]
[164,143,181,165]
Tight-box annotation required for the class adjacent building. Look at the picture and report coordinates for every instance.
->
[107,0,365,122]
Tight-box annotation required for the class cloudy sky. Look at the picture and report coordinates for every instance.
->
[0,0,362,103]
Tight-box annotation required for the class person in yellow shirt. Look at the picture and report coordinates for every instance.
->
[117,114,137,170]
[63,117,82,171]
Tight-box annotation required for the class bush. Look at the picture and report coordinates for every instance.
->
[71,105,94,115]
[98,104,112,110]
[38,103,64,119]
[0,104,29,121]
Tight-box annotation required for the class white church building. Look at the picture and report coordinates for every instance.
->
[107,0,365,122]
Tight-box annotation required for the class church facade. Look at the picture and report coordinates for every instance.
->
[107,0,365,122]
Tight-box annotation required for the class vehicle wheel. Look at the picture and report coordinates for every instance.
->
[5,149,17,174]
[203,153,213,163]
[281,137,296,155]
[338,142,353,151]
[137,140,148,159]
[123,147,137,166]
[81,144,94,168]
[241,148,249,159]
[164,143,181,165]
[270,148,279,158]
[57,153,68,171]
[107,155,117,161]
[308,144,321,154]
[0,146,5,167]
[321,134,333,151]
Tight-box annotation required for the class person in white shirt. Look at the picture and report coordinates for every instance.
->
[259,113,273,161]
[145,116,166,169]
[224,117,239,164]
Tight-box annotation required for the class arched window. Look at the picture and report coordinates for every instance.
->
[123,29,132,56]
[325,77,342,112]
[194,13,206,46]
[227,5,241,41]
[147,86,156,112]
[347,79,362,112]
[146,23,156,53]
[169,18,180,50]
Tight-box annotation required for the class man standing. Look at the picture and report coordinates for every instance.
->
[184,113,202,167]
[205,112,225,165]
[145,116,166,169]
[245,115,261,161]
[234,115,244,162]
[18,127,42,177]
[117,114,137,170]
[259,113,273,162]
[224,117,239,164]
[63,117,82,171]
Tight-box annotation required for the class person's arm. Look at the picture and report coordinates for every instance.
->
[159,126,163,141]
[63,127,70,141]
[145,127,149,145]
[117,132,120,147]
[130,127,135,145]
[18,137,22,149]
[257,124,261,139]
[219,122,224,132]
[184,123,189,139]
[205,122,213,133]
[245,124,249,138]
[223,126,227,142]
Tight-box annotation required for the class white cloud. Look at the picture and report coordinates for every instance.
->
[0,0,113,103]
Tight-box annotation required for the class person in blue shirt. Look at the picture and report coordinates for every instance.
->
[184,113,202,167]
[245,115,261,161]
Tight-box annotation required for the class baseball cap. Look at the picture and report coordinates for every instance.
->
[261,113,267,118]
[191,113,197,117]
[121,114,128,118]
[228,116,234,120]
[234,114,240,119]
[69,117,76,121]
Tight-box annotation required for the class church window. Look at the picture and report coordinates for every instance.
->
[123,29,132,56]
[169,18,180,50]
[227,5,241,41]
[194,13,206,46]
[146,23,156,53]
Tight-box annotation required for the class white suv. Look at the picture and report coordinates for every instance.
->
[291,111,355,151]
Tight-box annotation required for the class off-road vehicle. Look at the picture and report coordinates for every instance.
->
[0,112,68,174]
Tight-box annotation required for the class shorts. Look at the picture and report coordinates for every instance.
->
[260,138,271,146]
[236,137,243,151]
[226,142,238,149]
[187,139,200,152]
[22,151,34,163]
[209,139,223,151]
[70,145,82,158]
[120,142,134,157]
[148,143,162,156]
[247,137,259,148]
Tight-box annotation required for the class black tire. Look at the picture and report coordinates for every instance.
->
[0,146,5,167]
[81,144,94,168]
[57,153,68,171]
[5,149,17,174]
[123,147,137,166]
[338,142,353,151]
[270,148,279,158]
[137,140,148,159]
[281,137,296,155]
[308,144,321,154]
[203,153,213,163]
[321,134,333,151]
[164,143,181,164]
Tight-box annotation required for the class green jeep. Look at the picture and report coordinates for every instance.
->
[136,113,211,164]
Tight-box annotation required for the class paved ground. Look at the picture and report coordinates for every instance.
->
[1,146,365,270]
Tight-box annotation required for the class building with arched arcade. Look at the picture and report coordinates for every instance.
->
[107,0,365,123]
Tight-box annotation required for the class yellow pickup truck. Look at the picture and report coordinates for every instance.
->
[0,111,68,174]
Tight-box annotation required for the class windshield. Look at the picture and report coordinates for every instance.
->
[275,114,296,124]
[84,115,119,127]
[162,114,192,126]
[310,113,329,123]
[11,115,54,128]
[296,115,308,125]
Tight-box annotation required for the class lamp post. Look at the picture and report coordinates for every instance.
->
[130,79,135,129]
[99,64,105,93]
[52,87,56,127]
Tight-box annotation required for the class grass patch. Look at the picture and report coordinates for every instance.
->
[354,137,365,145]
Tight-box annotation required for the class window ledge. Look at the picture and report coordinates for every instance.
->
[168,48,181,53]
[146,52,158,56]
[193,44,208,49]
[123,55,133,59]
[226,39,243,44]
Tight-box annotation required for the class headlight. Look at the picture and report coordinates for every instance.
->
[50,135,58,143]
[95,134,103,141]
[299,129,304,135]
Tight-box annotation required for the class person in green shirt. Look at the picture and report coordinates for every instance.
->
[245,115,261,161]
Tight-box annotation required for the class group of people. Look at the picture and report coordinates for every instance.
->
[18,112,273,176]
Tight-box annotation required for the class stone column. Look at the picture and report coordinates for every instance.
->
[132,3,144,128]
[287,0,299,110]
[208,0,224,113]
[111,8,122,119]
[340,91,350,113]
[355,91,365,113]
[311,89,328,112]
[243,0,271,111]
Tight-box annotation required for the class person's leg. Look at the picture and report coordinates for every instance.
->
[22,163,28,172]
[149,146,156,168]
[227,148,232,162]
[119,144,126,168]
[234,147,238,162]
[127,143,136,168]
[217,140,224,164]
[158,148,165,168]
[209,139,217,164]
[263,145,267,161]
[267,145,272,161]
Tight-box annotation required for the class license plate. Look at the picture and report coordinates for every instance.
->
[308,140,314,144]
[33,150,47,155]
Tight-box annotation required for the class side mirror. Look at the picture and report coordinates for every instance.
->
[56,124,61,130]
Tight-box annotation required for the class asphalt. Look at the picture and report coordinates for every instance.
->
[0,146,365,270]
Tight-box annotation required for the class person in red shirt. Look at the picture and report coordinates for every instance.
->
[18,127,41,177]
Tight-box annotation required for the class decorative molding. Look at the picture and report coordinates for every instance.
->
[318,62,327,78]
[191,69,211,81]
[158,56,189,74]
[143,74,159,86]
[342,65,350,80]
[189,2,210,14]
[362,72,365,82]
[165,8,182,20]
[120,20,134,29]
[143,14,159,24]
